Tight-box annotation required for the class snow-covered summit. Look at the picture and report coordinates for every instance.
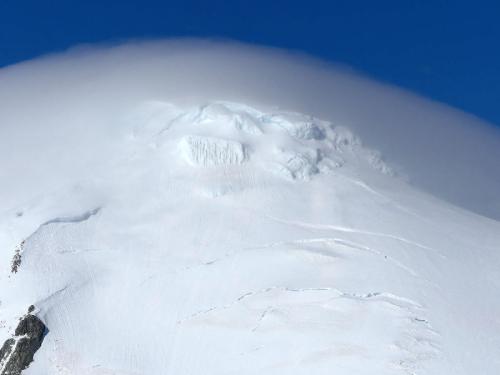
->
[0,47,499,374]
[130,101,392,186]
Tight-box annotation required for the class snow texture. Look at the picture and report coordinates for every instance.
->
[179,135,247,167]
[0,43,499,375]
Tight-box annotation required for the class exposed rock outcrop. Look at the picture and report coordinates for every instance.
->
[10,240,24,273]
[0,307,46,375]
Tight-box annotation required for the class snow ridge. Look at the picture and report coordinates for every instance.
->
[133,101,394,183]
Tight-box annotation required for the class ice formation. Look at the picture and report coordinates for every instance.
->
[132,101,393,186]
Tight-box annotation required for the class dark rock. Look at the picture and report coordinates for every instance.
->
[10,250,21,273]
[0,309,46,375]
[0,340,15,366]
[10,240,25,274]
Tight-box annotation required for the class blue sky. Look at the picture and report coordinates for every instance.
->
[1,0,499,126]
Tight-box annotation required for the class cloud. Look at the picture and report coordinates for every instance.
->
[1,39,499,219]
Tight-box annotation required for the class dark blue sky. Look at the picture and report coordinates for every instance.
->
[1,0,499,126]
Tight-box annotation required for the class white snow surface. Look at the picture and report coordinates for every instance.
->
[1,100,499,373]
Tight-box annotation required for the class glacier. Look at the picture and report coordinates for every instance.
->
[0,41,499,375]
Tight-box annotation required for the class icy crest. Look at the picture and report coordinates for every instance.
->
[133,101,393,180]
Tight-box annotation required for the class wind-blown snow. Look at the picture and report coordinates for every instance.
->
[0,41,499,375]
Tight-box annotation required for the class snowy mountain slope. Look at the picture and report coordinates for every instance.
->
[2,41,500,220]
[0,99,499,375]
